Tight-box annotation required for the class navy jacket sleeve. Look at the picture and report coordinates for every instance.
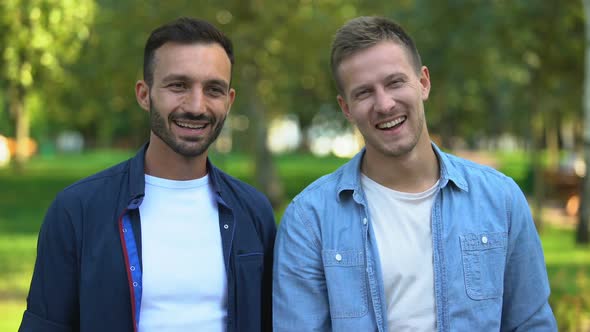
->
[19,194,80,332]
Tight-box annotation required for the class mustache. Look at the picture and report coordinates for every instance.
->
[169,112,214,123]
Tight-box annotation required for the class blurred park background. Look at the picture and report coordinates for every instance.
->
[1,0,590,330]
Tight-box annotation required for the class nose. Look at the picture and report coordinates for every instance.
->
[183,87,204,113]
[374,87,395,113]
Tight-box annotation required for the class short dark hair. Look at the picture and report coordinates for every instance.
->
[143,17,234,87]
[330,16,422,94]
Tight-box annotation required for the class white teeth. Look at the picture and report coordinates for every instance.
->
[377,116,405,129]
[175,121,206,129]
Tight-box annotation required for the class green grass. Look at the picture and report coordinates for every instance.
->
[0,149,588,330]
[544,227,590,330]
[210,151,349,200]
[543,227,590,296]
[0,300,25,332]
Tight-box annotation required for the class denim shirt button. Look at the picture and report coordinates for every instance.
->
[481,236,488,244]
[224,224,229,230]
[335,254,342,262]
[362,218,368,225]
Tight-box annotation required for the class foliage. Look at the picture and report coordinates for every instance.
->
[2,1,586,214]
[0,1,583,153]
[0,0,96,165]
[0,0,95,88]
[47,0,370,146]
[398,0,584,147]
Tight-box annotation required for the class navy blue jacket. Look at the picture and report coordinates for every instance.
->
[19,144,276,332]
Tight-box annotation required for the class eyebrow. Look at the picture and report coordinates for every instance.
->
[161,74,192,84]
[349,84,371,98]
[349,72,408,96]
[384,72,407,82]
[161,74,230,90]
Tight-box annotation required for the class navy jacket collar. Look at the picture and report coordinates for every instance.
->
[126,142,226,208]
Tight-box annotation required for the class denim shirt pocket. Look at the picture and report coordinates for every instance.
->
[460,232,507,300]
[321,249,368,318]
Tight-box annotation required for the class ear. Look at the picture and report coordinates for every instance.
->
[419,66,431,101]
[226,88,236,114]
[337,94,354,124]
[135,80,150,112]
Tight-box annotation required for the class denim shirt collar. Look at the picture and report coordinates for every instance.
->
[431,143,469,192]
[336,142,468,199]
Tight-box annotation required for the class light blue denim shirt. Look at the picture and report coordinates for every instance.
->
[273,144,556,331]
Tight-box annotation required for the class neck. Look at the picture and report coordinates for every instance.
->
[144,136,208,180]
[362,139,439,193]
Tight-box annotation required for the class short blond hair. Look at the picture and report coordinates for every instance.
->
[330,16,422,93]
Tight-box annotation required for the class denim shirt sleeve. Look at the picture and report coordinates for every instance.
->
[500,179,557,331]
[273,201,330,331]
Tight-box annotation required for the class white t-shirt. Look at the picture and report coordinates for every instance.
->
[361,174,439,332]
[138,174,227,332]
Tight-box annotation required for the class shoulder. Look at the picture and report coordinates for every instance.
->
[40,158,133,241]
[441,151,527,215]
[293,166,347,205]
[442,152,518,190]
[284,159,357,217]
[55,158,132,205]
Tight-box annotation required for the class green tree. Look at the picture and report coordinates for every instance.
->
[20,1,586,211]
[579,0,590,244]
[0,0,95,169]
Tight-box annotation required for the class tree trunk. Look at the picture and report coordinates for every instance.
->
[531,111,545,231]
[10,84,29,172]
[252,102,284,209]
[577,0,590,244]
[545,112,560,171]
[242,70,285,209]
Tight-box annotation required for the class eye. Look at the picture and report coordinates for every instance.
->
[206,85,227,97]
[387,79,404,88]
[167,82,187,92]
[353,89,371,100]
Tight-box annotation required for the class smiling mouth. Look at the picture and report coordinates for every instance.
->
[377,116,406,130]
[174,120,207,130]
